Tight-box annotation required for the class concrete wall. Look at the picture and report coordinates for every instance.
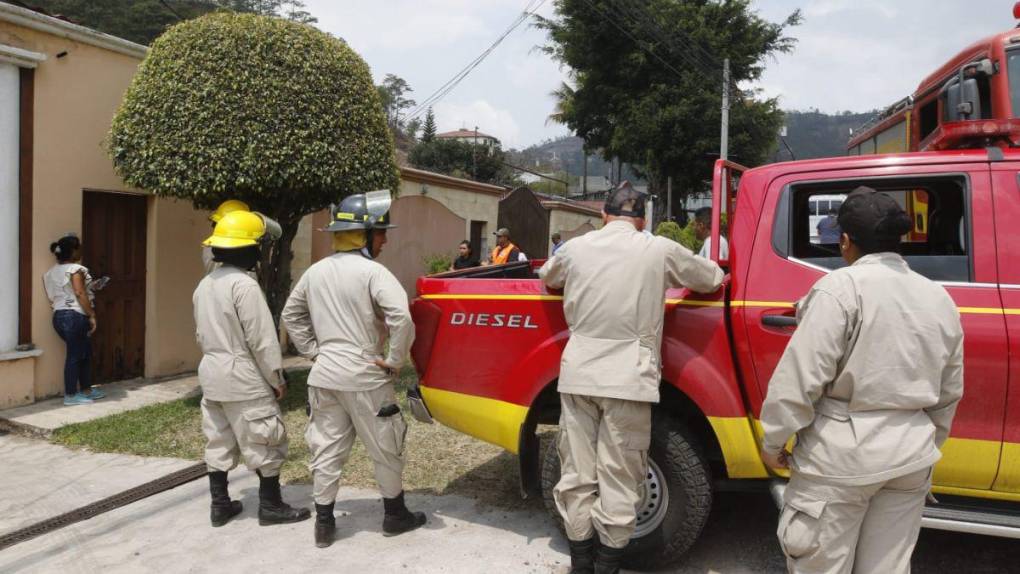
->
[377,195,466,296]
[0,20,210,400]
[302,168,504,286]
[548,208,602,256]
[144,197,208,378]
[399,168,502,256]
[0,351,38,409]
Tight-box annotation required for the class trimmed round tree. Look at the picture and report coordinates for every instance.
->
[109,12,400,319]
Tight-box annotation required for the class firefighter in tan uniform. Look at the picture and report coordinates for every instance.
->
[539,185,724,574]
[760,187,964,574]
[194,210,311,528]
[282,191,423,549]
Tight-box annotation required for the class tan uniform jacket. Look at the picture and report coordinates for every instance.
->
[539,220,724,403]
[193,266,283,401]
[282,251,414,392]
[761,253,964,485]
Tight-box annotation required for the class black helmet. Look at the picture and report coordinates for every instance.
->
[324,190,396,232]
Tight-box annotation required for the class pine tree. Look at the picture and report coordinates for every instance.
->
[421,107,437,143]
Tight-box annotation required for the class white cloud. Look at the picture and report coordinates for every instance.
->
[434,99,524,148]
[299,0,1016,148]
[751,0,1013,113]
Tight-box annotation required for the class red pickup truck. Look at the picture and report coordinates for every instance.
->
[408,149,1020,567]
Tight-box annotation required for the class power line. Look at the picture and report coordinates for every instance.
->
[405,0,548,121]
[606,0,718,78]
[157,0,184,21]
[580,0,689,82]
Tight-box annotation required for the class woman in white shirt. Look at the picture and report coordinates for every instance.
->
[43,234,104,406]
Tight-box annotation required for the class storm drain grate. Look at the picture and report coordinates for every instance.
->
[0,462,208,551]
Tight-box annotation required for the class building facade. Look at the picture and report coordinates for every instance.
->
[0,3,211,407]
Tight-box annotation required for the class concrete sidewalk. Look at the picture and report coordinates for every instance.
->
[0,356,311,437]
[0,435,568,574]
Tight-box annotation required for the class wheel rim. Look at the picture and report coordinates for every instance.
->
[633,458,669,538]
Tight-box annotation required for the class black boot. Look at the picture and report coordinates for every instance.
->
[257,472,311,526]
[314,503,336,548]
[208,471,242,527]
[594,544,625,574]
[567,537,596,574]
[382,491,426,536]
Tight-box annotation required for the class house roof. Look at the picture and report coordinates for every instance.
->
[436,129,499,141]
[0,1,148,59]
[400,166,508,196]
[540,200,602,217]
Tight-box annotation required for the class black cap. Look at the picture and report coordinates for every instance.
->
[837,186,912,252]
[604,183,648,218]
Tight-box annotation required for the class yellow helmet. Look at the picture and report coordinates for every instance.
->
[203,211,266,248]
[209,199,250,223]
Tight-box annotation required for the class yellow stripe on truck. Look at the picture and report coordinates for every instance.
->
[419,294,1020,315]
[706,416,770,478]
[419,386,529,453]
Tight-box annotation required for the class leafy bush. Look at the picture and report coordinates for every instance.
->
[655,220,700,252]
[108,12,399,317]
[423,253,452,275]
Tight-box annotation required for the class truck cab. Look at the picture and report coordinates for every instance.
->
[408,149,1020,568]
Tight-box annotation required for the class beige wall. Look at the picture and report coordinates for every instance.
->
[1,21,211,400]
[399,176,500,253]
[548,208,602,256]
[144,196,208,378]
[0,352,38,409]
[377,195,467,296]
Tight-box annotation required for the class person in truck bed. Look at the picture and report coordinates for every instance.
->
[538,185,724,574]
[760,187,964,574]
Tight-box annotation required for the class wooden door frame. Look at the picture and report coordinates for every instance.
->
[82,189,148,382]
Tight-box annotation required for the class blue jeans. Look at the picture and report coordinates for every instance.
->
[52,310,92,396]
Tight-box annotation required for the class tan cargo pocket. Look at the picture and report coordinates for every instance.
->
[376,405,408,457]
[624,432,651,451]
[244,405,286,447]
[777,492,826,560]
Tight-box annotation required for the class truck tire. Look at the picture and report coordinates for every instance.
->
[540,416,712,569]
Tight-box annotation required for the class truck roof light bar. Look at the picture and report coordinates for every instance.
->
[921,119,1020,151]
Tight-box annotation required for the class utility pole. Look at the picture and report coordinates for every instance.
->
[472,125,478,179]
[582,152,588,196]
[720,58,730,161]
[667,176,673,222]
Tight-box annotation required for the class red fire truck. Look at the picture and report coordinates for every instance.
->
[407,149,1020,567]
[847,3,1020,155]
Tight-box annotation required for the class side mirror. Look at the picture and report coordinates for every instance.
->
[959,78,982,119]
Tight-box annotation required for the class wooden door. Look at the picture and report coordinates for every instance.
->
[497,187,549,259]
[82,191,147,383]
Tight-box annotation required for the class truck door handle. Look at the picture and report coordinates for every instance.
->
[762,314,797,328]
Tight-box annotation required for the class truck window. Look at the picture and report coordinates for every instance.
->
[772,176,971,282]
[1008,47,1020,116]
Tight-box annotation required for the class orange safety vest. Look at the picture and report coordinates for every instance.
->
[491,243,518,265]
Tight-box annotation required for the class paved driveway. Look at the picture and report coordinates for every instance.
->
[1,434,1017,573]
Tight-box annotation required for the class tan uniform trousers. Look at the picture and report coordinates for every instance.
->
[201,396,287,477]
[554,393,651,549]
[306,384,407,505]
[779,466,933,574]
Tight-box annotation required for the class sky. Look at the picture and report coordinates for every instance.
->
[303,0,1016,149]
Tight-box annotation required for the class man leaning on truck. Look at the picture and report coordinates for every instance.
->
[539,185,724,574]
[760,187,964,574]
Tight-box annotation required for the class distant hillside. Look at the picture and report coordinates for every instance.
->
[776,110,877,161]
[514,109,879,176]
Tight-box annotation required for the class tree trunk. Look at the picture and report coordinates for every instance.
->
[259,216,301,327]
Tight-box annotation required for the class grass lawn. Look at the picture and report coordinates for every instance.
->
[51,368,542,509]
